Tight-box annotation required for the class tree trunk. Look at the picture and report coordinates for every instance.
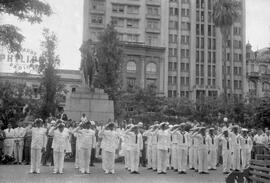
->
[221,31,228,111]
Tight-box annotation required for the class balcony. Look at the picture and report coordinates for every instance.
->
[146,0,161,6]
[145,28,160,34]
[146,14,161,20]
[247,71,260,79]
[90,8,105,15]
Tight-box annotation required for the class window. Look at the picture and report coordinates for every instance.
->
[127,19,139,28]
[147,20,160,30]
[181,22,190,31]
[112,4,124,13]
[147,6,160,16]
[91,15,103,24]
[71,87,76,93]
[146,33,160,46]
[126,34,139,42]
[263,83,270,91]
[146,63,157,73]
[127,5,139,14]
[111,17,124,27]
[127,61,136,72]
[146,78,156,87]
[127,77,136,88]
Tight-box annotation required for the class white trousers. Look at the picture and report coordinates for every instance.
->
[208,148,217,169]
[75,143,80,168]
[14,141,24,162]
[188,146,195,169]
[151,145,157,170]
[171,144,178,169]
[130,150,140,172]
[80,148,91,173]
[30,148,42,172]
[102,150,115,172]
[147,145,152,168]
[177,147,187,172]
[232,148,241,170]
[222,150,232,172]
[126,150,131,170]
[53,151,65,173]
[124,150,129,168]
[198,148,208,173]
[241,149,251,170]
[157,149,167,173]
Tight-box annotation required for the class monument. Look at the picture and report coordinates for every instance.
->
[64,40,114,122]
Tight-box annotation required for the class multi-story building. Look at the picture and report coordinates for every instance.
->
[83,0,246,100]
[246,43,270,97]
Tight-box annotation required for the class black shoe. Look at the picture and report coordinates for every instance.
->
[162,172,167,174]
[199,172,203,174]
[174,169,178,172]
[203,172,209,174]
[134,171,140,174]
[190,168,195,170]
[182,171,187,174]
[157,172,162,174]
[90,164,95,167]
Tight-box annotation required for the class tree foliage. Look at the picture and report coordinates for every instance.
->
[94,23,124,101]
[255,96,270,128]
[213,0,240,106]
[0,80,40,127]
[34,28,65,119]
[0,0,52,53]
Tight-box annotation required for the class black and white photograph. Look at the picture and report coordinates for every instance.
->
[0,0,270,182]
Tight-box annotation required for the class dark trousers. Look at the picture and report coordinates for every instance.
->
[42,137,54,165]
[24,147,31,164]
[90,148,96,165]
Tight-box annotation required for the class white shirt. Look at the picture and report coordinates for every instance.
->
[157,130,170,150]
[240,135,253,151]
[254,134,265,144]
[49,128,69,152]
[78,129,95,150]
[31,127,47,149]
[206,134,219,150]
[99,130,118,152]
[127,132,143,151]
[14,127,26,140]
[4,128,15,146]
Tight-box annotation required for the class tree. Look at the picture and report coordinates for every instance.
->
[35,28,65,119]
[0,0,52,53]
[0,80,40,127]
[255,96,270,128]
[213,0,240,107]
[94,24,124,100]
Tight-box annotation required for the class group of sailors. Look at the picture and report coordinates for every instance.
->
[0,117,269,176]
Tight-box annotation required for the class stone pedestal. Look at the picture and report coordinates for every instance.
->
[64,87,114,122]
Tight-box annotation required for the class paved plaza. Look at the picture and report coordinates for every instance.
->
[0,162,226,183]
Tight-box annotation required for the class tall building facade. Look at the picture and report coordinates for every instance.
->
[83,0,246,100]
[246,43,270,97]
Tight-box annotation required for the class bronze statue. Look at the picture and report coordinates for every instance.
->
[80,39,99,89]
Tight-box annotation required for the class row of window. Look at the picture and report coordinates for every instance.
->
[168,76,190,86]
[196,24,216,37]
[196,77,216,86]
[196,0,213,10]
[196,51,217,63]
[196,37,216,50]
[112,18,139,28]
[127,77,157,88]
[169,8,190,17]
[169,21,190,30]
[222,80,243,89]
[112,4,140,14]
[127,61,157,73]
[169,34,190,45]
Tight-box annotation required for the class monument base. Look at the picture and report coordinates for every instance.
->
[64,87,114,122]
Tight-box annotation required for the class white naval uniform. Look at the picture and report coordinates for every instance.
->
[220,136,232,173]
[206,134,218,169]
[49,128,69,173]
[171,132,178,170]
[143,129,152,169]
[14,127,26,163]
[157,129,170,173]
[30,127,47,173]
[240,135,252,169]
[151,130,158,170]
[122,133,130,169]
[194,134,208,173]
[176,131,189,172]
[73,131,82,168]
[77,128,95,173]
[4,128,15,156]
[99,130,118,173]
[127,132,143,172]
[229,132,241,170]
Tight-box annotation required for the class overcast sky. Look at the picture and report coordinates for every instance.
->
[1,0,270,70]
